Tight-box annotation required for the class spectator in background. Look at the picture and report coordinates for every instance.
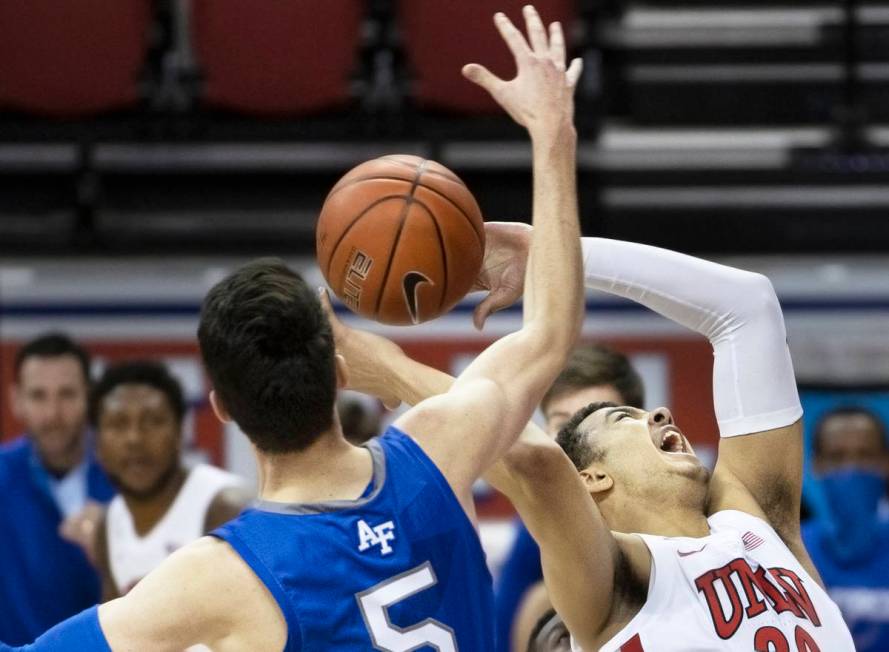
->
[802,406,889,652]
[495,344,645,652]
[0,333,115,645]
[90,361,250,599]
[336,389,383,445]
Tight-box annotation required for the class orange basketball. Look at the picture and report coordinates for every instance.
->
[316,155,485,325]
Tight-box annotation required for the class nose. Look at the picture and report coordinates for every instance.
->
[46,395,64,423]
[648,407,674,427]
[121,424,144,447]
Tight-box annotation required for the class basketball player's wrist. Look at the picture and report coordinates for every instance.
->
[530,121,576,153]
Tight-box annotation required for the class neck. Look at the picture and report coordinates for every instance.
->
[603,494,711,538]
[123,466,188,537]
[256,428,373,505]
[37,436,87,478]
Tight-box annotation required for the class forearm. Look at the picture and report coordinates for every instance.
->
[523,128,583,350]
[380,352,454,406]
[581,238,801,436]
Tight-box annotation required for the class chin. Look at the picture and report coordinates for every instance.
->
[668,455,709,482]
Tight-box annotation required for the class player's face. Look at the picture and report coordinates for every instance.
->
[815,413,889,475]
[97,384,182,498]
[529,612,572,652]
[544,384,625,436]
[13,355,88,472]
[581,405,707,488]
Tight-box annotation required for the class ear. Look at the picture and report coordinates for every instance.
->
[209,390,232,424]
[579,466,613,498]
[334,353,349,390]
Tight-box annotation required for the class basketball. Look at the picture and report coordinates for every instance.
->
[316,155,485,325]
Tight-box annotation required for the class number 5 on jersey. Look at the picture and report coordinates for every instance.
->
[357,562,458,651]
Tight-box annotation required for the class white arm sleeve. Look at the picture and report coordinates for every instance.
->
[581,238,802,437]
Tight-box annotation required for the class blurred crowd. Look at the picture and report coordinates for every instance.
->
[1,331,887,651]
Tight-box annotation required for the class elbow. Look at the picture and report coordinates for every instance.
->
[502,436,568,487]
[734,272,783,324]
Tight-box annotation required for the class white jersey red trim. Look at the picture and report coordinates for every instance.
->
[106,463,245,595]
[572,510,854,651]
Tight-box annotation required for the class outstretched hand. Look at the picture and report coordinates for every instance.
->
[462,5,582,139]
[319,289,403,409]
[471,222,532,330]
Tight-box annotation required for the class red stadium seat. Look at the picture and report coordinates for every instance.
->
[191,0,364,116]
[398,0,577,114]
[0,0,151,118]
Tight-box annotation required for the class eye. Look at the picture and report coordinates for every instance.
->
[616,412,630,421]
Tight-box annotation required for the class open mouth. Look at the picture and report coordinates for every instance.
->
[659,429,687,454]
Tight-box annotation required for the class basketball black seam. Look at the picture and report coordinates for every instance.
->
[414,183,484,247]
[327,176,483,245]
[372,161,429,318]
[322,195,405,281]
[325,175,414,201]
[412,194,483,272]
[413,200,450,313]
[379,156,462,183]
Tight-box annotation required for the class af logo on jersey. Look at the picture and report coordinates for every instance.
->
[357,519,396,555]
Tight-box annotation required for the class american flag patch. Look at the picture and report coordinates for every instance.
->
[742,531,765,551]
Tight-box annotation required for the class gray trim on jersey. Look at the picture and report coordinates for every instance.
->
[251,438,386,515]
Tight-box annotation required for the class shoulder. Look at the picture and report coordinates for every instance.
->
[0,436,28,463]
[100,536,286,650]
[0,438,29,486]
[143,537,274,611]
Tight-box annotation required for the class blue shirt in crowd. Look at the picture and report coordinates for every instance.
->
[0,437,114,646]
[495,519,543,652]
[802,519,889,652]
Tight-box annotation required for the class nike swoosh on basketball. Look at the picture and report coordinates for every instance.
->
[677,545,708,557]
[402,271,433,325]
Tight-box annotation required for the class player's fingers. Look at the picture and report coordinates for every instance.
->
[462,63,503,94]
[493,11,531,61]
[523,5,549,54]
[549,21,566,69]
[472,291,506,331]
[566,57,583,87]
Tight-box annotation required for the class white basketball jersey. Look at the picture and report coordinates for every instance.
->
[106,464,245,595]
[573,510,855,652]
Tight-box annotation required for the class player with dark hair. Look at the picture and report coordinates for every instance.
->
[323,234,857,650]
[0,333,114,645]
[803,405,889,651]
[0,7,585,649]
[497,344,645,651]
[540,345,645,428]
[89,360,249,600]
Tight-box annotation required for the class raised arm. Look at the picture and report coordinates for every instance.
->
[577,238,804,541]
[1,538,284,651]
[393,7,584,514]
[471,228,805,536]
[321,307,631,649]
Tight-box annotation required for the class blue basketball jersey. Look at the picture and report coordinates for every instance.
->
[211,426,494,651]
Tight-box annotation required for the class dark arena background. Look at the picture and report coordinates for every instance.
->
[1,1,888,650]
